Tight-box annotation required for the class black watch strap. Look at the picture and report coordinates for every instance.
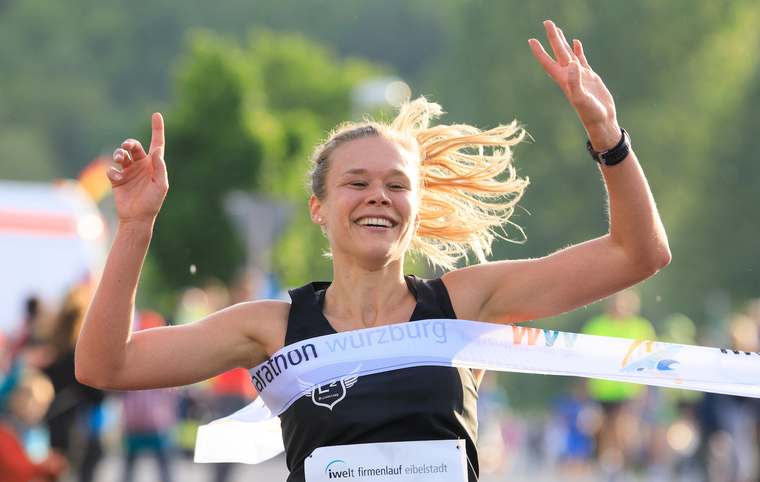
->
[587,127,631,167]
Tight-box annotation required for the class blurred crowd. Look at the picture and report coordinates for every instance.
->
[1,282,758,482]
[0,273,265,482]
[477,291,760,482]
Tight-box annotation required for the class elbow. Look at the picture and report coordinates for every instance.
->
[639,243,672,278]
[657,246,672,271]
[75,370,115,391]
[74,351,114,390]
[74,360,99,389]
[651,234,672,271]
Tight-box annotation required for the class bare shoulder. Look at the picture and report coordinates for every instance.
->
[441,260,526,323]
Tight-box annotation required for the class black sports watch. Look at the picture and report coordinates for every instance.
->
[587,127,631,167]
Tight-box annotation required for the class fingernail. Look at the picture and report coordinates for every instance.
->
[108,168,122,181]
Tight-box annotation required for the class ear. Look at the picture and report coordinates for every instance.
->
[413,212,421,231]
[309,195,326,225]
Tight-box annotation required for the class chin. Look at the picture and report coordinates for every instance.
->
[357,248,406,270]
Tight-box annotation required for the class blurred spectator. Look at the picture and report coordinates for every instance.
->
[748,298,760,481]
[173,287,213,326]
[747,299,760,350]
[169,284,217,454]
[651,314,703,480]
[41,285,106,482]
[700,314,760,482]
[0,367,69,481]
[121,310,178,482]
[205,277,232,313]
[476,371,511,475]
[174,385,212,455]
[207,368,256,482]
[544,381,600,476]
[581,289,656,476]
[657,314,703,418]
[1,298,40,410]
[23,297,41,343]
[205,278,256,482]
[1,335,24,414]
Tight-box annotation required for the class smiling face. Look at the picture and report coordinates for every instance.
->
[310,135,420,270]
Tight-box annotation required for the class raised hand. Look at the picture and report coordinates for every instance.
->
[107,113,168,225]
[529,20,621,151]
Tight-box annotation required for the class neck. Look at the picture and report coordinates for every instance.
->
[324,256,415,330]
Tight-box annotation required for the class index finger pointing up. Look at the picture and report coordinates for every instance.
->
[150,113,165,156]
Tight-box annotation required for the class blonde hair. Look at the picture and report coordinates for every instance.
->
[310,97,528,270]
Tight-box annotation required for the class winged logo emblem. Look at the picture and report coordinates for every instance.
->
[300,365,361,410]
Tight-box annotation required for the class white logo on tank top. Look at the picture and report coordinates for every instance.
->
[300,365,360,410]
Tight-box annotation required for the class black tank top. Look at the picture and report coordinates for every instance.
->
[280,275,479,482]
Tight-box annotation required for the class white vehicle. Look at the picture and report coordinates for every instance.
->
[0,180,108,335]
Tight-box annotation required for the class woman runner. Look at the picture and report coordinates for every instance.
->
[76,21,670,482]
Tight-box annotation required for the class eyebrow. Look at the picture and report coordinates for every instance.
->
[342,168,409,177]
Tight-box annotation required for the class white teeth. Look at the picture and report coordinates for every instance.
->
[357,217,393,227]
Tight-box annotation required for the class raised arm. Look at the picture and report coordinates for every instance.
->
[444,20,671,325]
[75,114,288,391]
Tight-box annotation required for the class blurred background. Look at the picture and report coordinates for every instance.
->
[1,0,758,481]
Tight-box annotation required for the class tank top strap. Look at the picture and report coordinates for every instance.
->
[407,275,458,321]
[285,282,334,346]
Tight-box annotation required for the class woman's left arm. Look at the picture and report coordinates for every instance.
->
[444,20,671,324]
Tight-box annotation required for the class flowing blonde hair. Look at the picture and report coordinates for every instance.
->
[309,97,528,270]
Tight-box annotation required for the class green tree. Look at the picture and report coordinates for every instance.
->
[142,29,387,304]
[241,30,390,286]
[149,34,261,291]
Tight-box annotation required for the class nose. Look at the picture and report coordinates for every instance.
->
[366,185,391,206]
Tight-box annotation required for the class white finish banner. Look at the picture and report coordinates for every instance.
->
[195,319,760,464]
[304,440,467,482]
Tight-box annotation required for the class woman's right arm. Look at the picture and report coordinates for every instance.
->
[75,114,288,391]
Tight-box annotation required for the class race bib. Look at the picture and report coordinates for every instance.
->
[304,440,467,482]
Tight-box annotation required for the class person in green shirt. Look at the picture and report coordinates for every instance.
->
[582,289,656,402]
[580,289,656,473]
